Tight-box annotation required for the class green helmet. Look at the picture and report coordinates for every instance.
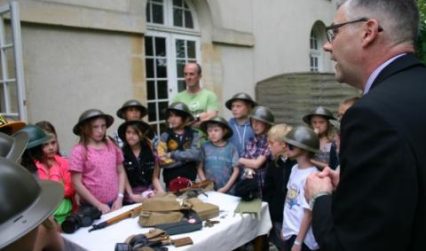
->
[116,99,147,119]
[303,106,336,124]
[117,120,156,141]
[73,109,114,135]
[0,131,28,162]
[199,116,233,140]
[166,102,194,121]
[283,125,319,153]
[250,106,274,125]
[0,157,63,249]
[18,125,50,149]
[225,92,257,110]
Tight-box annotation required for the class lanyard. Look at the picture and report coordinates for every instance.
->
[233,122,247,150]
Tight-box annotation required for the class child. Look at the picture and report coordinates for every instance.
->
[18,125,51,174]
[263,123,296,250]
[117,120,164,203]
[225,93,256,156]
[157,102,201,190]
[69,109,126,214]
[36,120,62,155]
[238,105,274,198]
[197,116,239,194]
[32,121,76,224]
[303,106,339,170]
[114,99,148,147]
[282,125,320,251]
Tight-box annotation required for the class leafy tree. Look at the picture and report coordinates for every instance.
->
[416,0,426,63]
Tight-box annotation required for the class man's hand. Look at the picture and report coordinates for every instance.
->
[305,173,333,203]
[319,166,340,190]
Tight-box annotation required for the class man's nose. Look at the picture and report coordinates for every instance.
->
[323,41,332,52]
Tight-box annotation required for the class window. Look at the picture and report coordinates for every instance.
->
[309,30,321,72]
[0,2,26,120]
[145,0,200,134]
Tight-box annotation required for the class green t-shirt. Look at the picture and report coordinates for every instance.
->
[173,89,219,117]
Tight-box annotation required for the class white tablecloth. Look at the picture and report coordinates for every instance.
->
[62,191,272,251]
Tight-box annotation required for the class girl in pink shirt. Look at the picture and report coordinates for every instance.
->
[69,109,126,214]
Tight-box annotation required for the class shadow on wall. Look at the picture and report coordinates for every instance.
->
[256,72,360,126]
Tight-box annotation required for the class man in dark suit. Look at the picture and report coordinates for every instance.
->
[305,0,426,250]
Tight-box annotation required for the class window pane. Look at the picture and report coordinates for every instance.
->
[175,40,185,58]
[146,3,152,22]
[184,10,194,28]
[158,80,168,99]
[155,37,166,56]
[187,41,195,58]
[174,9,183,27]
[159,101,169,120]
[145,37,153,56]
[153,4,164,24]
[173,0,182,7]
[156,58,167,77]
[148,102,157,121]
[159,122,167,134]
[152,0,162,2]
[146,58,154,78]
[178,80,186,92]
[176,59,185,78]
[147,81,156,100]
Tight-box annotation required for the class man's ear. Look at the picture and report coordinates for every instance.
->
[361,19,381,47]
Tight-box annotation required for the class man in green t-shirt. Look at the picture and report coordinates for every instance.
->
[173,62,219,127]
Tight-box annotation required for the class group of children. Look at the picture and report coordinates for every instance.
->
[1,94,358,251]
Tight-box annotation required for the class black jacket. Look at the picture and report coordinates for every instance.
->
[312,54,426,251]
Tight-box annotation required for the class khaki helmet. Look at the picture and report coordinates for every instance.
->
[225,92,257,110]
[0,132,28,162]
[0,157,64,249]
[165,102,194,121]
[116,99,147,119]
[18,125,50,149]
[0,114,26,135]
[303,106,336,124]
[199,116,234,140]
[73,109,114,135]
[283,125,319,153]
[250,106,274,125]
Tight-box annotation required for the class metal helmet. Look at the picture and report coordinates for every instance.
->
[0,132,28,162]
[73,109,114,135]
[225,92,257,110]
[165,102,194,121]
[116,99,147,119]
[117,120,156,141]
[0,157,64,249]
[283,125,319,153]
[0,114,26,135]
[303,106,336,124]
[199,116,234,140]
[18,125,50,149]
[249,106,275,125]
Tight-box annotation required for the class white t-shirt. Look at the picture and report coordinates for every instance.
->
[282,164,319,250]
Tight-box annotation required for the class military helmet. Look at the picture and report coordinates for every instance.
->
[303,106,336,124]
[118,120,156,141]
[116,99,147,119]
[18,125,50,149]
[0,132,28,162]
[283,125,319,153]
[165,102,194,121]
[0,157,63,249]
[225,92,257,110]
[73,109,114,135]
[199,116,234,140]
[249,106,275,125]
[0,114,26,135]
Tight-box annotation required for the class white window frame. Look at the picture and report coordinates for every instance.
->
[309,30,322,72]
[145,0,201,134]
[0,1,26,120]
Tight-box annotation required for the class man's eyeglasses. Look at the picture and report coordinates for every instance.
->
[325,17,383,42]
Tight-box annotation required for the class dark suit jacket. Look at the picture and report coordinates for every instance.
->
[312,54,426,251]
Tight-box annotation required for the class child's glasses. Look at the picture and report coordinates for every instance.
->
[287,143,296,151]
